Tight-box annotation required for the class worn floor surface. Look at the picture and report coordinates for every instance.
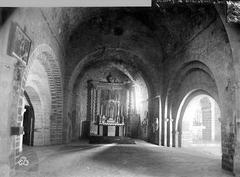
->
[15,140,233,177]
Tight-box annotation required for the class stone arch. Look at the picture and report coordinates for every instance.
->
[66,49,151,142]
[66,48,154,99]
[175,89,220,147]
[72,59,149,95]
[168,60,216,95]
[164,60,219,147]
[168,60,219,118]
[65,48,153,116]
[73,60,150,109]
[21,44,63,145]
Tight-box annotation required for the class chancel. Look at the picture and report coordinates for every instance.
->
[87,71,142,143]
[1,2,240,177]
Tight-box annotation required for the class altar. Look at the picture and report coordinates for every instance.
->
[87,73,132,137]
[98,122,124,136]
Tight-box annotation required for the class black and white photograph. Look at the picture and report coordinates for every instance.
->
[0,1,240,177]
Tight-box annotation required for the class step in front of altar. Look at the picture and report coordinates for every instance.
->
[89,136,135,144]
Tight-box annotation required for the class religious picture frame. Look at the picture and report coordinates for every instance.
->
[7,22,31,65]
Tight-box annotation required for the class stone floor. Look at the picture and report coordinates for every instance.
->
[15,140,233,177]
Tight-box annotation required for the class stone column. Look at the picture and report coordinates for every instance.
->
[178,131,182,147]
[158,96,162,146]
[172,122,177,147]
[232,81,240,176]
[163,98,168,146]
[160,96,166,146]
[166,101,172,147]
[215,6,240,175]
[164,117,168,146]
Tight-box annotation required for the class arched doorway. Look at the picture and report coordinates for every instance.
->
[181,94,221,156]
[22,105,34,146]
[21,44,63,145]
[20,86,42,151]
[22,90,35,147]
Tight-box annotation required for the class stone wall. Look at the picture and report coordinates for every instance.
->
[161,7,236,172]
[0,8,64,177]
[0,6,240,177]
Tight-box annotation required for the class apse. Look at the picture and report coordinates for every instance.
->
[70,61,149,142]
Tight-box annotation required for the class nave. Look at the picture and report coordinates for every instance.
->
[15,140,232,177]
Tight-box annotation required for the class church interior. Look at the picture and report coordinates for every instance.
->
[0,3,240,177]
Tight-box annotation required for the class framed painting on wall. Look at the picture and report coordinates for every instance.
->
[7,22,31,65]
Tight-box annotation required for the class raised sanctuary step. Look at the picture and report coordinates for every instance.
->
[89,136,135,144]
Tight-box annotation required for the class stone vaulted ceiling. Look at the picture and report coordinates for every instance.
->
[40,5,218,60]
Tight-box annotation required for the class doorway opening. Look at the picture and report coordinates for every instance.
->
[23,105,35,146]
[181,94,221,156]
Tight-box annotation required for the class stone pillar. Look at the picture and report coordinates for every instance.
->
[162,96,168,146]
[214,6,240,175]
[161,97,166,146]
[178,131,182,147]
[167,116,170,147]
[233,82,240,176]
[172,122,177,147]
[235,119,240,176]
[158,96,162,146]
[164,117,168,146]
[166,115,173,147]
[151,96,160,145]
[221,122,235,172]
